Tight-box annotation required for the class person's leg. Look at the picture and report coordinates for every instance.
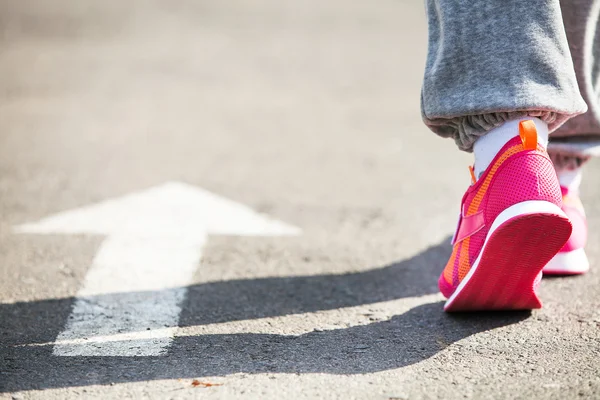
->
[550,0,600,158]
[542,0,600,274]
[422,1,585,311]
[548,0,600,169]
[422,0,587,152]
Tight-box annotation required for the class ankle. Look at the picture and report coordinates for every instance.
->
[556,167,583,191]
[473,118,549,179]
[547,150,588,192]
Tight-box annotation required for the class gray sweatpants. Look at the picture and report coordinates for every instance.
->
[422,0,600,161]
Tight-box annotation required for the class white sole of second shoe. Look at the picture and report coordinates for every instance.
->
[543,248,589,275]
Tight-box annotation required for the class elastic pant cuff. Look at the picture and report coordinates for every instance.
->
[425,111,565,152]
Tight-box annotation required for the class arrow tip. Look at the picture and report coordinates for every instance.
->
[14,181,302,237]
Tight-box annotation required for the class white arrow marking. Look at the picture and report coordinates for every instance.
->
[16,181,300,356]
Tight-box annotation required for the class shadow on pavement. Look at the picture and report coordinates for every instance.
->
[0,237,531,392]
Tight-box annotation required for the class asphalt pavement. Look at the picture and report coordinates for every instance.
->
[1,0,599,399]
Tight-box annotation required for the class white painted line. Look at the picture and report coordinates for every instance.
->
[53,235,205,356]
[15,181,301,357]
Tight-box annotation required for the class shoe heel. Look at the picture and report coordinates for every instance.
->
[445,201,572,312]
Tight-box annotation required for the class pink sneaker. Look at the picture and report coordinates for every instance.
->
[543,187,589,275]
[440,121,572,312]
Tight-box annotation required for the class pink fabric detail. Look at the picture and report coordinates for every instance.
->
[438,273,455,299]
[452,244,461,287]
[453,211,485,244]
[484,152,562,226]
[466,228,487,271]
[559,191,587,253]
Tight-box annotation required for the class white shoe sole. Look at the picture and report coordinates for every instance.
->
[543,248,589,275]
